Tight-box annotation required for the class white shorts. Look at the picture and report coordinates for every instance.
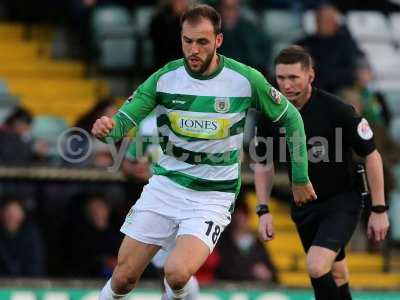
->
[121,175,234,253]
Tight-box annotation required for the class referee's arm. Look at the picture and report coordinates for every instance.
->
[365,150,389,242]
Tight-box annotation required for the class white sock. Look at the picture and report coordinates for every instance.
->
[164,276,199,300]
[184,276,199,300]
[99,279,128,300]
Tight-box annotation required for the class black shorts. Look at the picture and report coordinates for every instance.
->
[291,190,362,261]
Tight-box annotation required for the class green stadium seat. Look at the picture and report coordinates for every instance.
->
[261,10,304,43]
[389,191,400,241]
[132,6,156,36]
[98,37,137,70]
[91,6,132,38]
[31,115,69,158]
[0,79,8,94]
[0,94,19,107]
[390,116,400,144]
[384,90,400,117]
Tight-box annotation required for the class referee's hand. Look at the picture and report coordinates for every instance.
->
[92,116,116,139]
[292,182,317,206]
[368,212,389,242]
[258,213,274,242]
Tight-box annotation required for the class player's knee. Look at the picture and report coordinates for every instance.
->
[332,265,349,285]
[113,263,140,290]
[306,257,331,279]
[164,262,192,290]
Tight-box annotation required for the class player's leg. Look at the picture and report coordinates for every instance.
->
[332,253,352,300]
[163,205,230,300]
[153,246,200,300]
[292,208,341,300]
[163,235,209,299]
[311,191,361,300]
[99,235,160,300]
[306,245,341,300]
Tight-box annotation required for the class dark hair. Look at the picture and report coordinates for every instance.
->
[274,45,314,70]
[5,106,32,126]
[180,4,222,35]
[0,196,25,211]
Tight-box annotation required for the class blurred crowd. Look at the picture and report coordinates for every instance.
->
[0,0,400,280]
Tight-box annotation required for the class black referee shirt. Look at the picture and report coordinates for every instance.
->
[255,88,376,200]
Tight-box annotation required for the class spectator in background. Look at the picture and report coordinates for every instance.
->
[0,197,46,277]
[63,195,121,278]
[341,57,400,196]
[67,98,118,167]
[218,0,272,73]
[0,107,46,166]
[341,57,391,128]
[297,4,361,93]
[216,200,278,283]
[150,0,191,69]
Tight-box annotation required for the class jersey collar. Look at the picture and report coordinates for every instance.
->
[184,54,224,80]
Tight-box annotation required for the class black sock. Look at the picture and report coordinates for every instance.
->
[310,272,341,300]
[338,283,352,300]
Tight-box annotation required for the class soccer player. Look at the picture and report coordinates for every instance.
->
[254,45,390,300]
[92,5,316,300]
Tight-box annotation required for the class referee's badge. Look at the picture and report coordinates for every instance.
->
[357,118,373,140]
[270,87,282,104]
[214,97,230,113]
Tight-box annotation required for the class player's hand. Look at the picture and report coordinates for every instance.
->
[258,213,274,242]
[367,212,389,242]
[292,182,317,206]
[92,116,115,139]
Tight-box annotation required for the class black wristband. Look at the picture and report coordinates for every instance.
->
[371,205,389,213]
[256,204,270,216]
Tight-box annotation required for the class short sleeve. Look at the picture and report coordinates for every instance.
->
[250,67,289,122]
[339,104,376,157]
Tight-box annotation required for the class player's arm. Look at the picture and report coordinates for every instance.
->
[92,71,159,142]
[341,106,389,242]
[254,162,275,241]
[250,68,316,204]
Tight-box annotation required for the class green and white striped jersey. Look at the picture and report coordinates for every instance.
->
[107,55,308,196]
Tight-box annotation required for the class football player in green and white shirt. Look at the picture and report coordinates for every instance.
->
[94,5,317,300]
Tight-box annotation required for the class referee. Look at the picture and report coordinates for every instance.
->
[253,46,389,300]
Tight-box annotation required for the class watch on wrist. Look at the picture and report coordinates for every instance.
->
[371,205,389,213]
[256,204,270,217]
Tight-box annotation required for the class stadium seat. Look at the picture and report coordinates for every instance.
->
[390,12,400,42]
[359,42,400,79]
[383,90,400,117]
[0,94,19,107]
[98,37,137,70]
[302,10,316,35]
[261,10,304,43]
[347,11,392,42]
[31,116,69,158]
[389,116,400,143]
[0,79,8,94]
[241,5,260,25]
[132,6,156,36]
[91,6,132,38]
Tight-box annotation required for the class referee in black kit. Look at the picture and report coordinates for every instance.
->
[253,46,389,300]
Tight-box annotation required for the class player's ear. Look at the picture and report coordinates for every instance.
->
[309,68,315,84]
[216,33,223,49]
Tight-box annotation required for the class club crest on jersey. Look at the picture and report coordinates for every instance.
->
[270,87,282,104]
[357,118,373,140]
[214,97,230,113]
[125,90,137,104]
